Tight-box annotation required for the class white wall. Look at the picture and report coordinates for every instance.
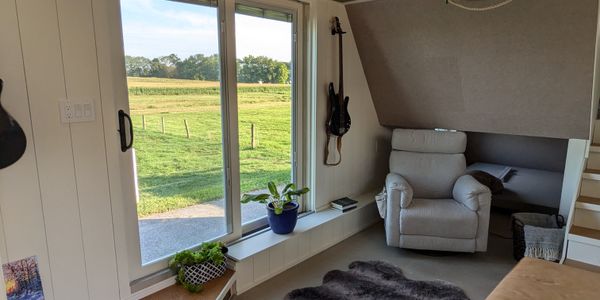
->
[0,0,121,299]
[0,0,387,299]
[312,0,391,209]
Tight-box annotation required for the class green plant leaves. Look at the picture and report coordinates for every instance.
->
[169,241,226,292]
[287,187,310,197]
[241,193,270,204]
[240,182,310,215]
[268,181,280,199]
[274,206,284,214]
[281,183,294,194]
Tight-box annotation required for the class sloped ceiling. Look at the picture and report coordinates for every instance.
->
[346,0,598,139]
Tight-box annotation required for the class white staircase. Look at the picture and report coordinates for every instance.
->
[564,143,600,267]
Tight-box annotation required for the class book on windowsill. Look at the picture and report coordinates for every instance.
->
[336,206,357,213]
[331,197,358,211]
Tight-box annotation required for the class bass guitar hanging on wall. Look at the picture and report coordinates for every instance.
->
[325,16,351,166]
[0,79,27,169]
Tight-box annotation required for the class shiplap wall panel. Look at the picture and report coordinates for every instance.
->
[309,226,324,254]
[297,231,310,261]
[331,217,343,241]
[54,0,120,299]
[235,258,253,292]
[268,243,284,274]
[253,250,269,282]
[321,220,334,248]
[283,236,299,266]
[0,0,55,299]
[15,0,89,299]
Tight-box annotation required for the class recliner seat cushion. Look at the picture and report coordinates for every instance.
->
[399,199,478,239]
[390,151,465,199]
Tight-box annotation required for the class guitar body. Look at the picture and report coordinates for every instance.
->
[327,82,351,136]
[0,79,27,169]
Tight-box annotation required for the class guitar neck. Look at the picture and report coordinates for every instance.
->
[338,33,344,98]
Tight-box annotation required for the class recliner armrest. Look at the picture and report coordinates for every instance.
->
[386,173,414,208]
[384,173,413,247]
[452,175,491,211]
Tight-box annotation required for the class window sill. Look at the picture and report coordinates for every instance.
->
[128,191,378,299]
[226,190,378,261]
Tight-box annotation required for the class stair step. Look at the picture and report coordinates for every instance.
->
[582,169,600,180]
[590,143,600,153]
[580,178,600,198]
[564,259,600,273]
[576,196,600,212]
[569,225,600,246]
[588,150,600,169]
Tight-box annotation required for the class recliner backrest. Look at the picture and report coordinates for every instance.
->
[389,129,467,199]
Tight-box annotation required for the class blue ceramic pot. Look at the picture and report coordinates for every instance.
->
[267,202,299,234]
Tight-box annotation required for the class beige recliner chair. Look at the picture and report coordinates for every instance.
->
[384,129,491,252]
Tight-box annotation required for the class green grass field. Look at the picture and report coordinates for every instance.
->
[128,77,292,217]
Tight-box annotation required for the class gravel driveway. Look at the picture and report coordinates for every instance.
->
[139,199,265,263]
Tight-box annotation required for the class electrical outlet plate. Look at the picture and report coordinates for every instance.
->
[59,98,95,123]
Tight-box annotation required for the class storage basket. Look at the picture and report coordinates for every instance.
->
[511,213,564,261]
[183,262,227,286]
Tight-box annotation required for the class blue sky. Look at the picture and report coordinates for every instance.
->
[120,0,292,62]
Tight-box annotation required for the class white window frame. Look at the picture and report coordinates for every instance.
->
[235,0,306,234]
[94,0,308,285]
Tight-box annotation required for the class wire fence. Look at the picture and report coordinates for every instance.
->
[138,114,258,148]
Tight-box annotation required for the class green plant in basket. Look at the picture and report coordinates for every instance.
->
[241,181,309,214]
[169,242,226,293]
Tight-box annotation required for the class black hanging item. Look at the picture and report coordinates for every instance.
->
[118,109,134,152]
[0,79,27,169]
[325,17,351,166]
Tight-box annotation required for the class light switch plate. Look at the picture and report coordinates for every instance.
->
[60,98,96,123]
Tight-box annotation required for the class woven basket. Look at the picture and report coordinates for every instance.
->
[511,213,564,261]
[183,262,227,286]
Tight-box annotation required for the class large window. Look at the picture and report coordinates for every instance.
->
[118,0,304,279]
[235,5,296,231]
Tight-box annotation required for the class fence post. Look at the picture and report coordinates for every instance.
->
[161,116,165,134]
[184,119,190,139]
[251,123,256,149]
[142,115,146,130]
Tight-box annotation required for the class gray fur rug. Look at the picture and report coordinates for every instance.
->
[285,261,469,300]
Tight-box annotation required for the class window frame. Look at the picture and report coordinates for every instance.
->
[108,0,307,282]
[235,0,305,234]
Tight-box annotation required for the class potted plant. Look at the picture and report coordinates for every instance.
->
[168,242,228,293]
[242,182,310,234]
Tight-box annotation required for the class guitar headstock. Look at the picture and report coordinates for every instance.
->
[331,16,346,36]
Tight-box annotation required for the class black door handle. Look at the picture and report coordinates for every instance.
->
[118,110,134,152]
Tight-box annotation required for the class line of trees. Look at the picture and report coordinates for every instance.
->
[125,53,290,84]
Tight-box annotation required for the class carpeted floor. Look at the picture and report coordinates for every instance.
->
[235,210,516,300]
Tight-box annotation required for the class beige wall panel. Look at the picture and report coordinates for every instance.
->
[347,0,598,139]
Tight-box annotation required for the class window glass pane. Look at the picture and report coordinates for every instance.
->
[120,0,228,264]
[235,10,294,225]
